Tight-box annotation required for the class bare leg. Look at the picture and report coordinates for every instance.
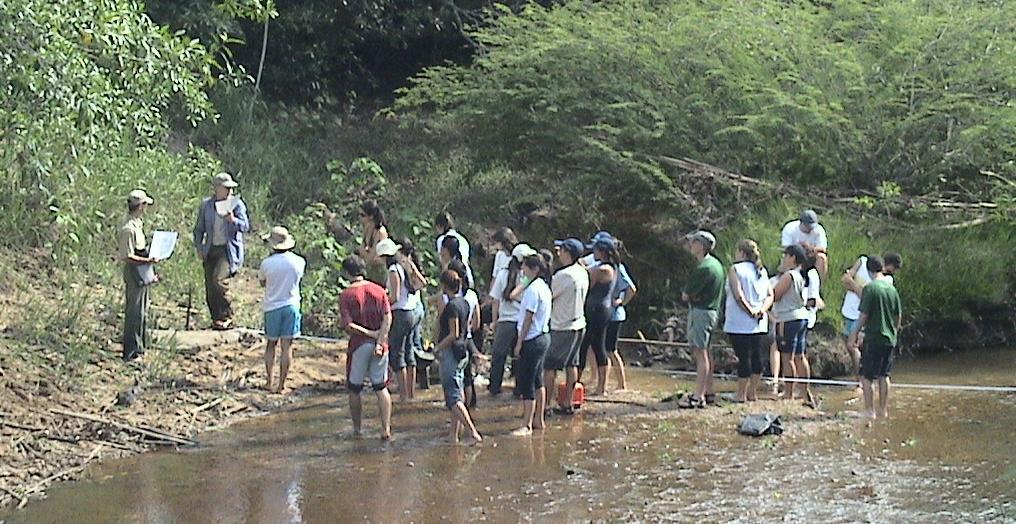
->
[452,403,482,443]
[769,341,781,396]
[748,374,761,401]
[406,366,416,400]
[860,377,875,418]
[264,339,277,391]
[816,252,828,278]
[544,370,558,407]
[449,416,462,442]
[693,348,710,399]
[514,399,536,435]
[534,387,546,429]
[564,367,578,408]
[277,338,293,392]
[796,354,812,402]
[877,377,891,418]
[609,351,628,391]
[595,365,608,395]
[349,392,363,436]
[376,388,393,440]
[844,336,862,396]
[704,349,715,397]
[782,356,797,400]
[735,378,748,402]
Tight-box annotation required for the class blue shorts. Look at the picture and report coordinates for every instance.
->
[842,317,861,338]
[265,305,301,341]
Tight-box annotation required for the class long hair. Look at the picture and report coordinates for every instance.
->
[736,239,764,279]
[398,237,421,270]
[594,242,621,267]
[361,199,386,230]
[441,235,462,262]
[802,246,818,288]
[439,269,462,295]
[503,256,521,302]
[448,259,471,293]
[522,254,551,285]
[492,227,518,250]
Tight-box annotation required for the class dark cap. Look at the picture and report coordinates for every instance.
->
[554,238,585,259]
[800,209,818,225]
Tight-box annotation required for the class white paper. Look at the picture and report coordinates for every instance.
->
[149,230,178,260]
[214,197,238,216]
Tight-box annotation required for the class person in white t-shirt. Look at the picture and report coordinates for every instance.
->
[435,211,470,263]
[781,209,829,276]
[376,237,425,403]
[543,238,590,414]
[840,252,903,391]
[511,255,553,436]
[259,227,306,394]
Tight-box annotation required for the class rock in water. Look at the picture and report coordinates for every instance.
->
[116,382,143,407]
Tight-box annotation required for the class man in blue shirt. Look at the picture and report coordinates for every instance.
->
[193,172,250,330]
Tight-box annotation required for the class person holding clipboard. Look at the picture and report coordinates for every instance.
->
[119,189,161,362]
[192,172,250,330]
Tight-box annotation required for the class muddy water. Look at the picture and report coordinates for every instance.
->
[4,350,1014,523]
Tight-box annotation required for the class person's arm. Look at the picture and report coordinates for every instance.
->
[514,310,534,357]
[772,272,792,301]
[436,316,460,352]
[760,283,775,315]
[376,310,392,353]
[470,300,481,332]
[258,265,266,287]
[849,312,868,349]
[386,268,401,305]
[121,228,156,265]
[404,260,427,291]
[226,199,251,233]
[815,225,828,252]
[618,281,638,307]
[192,202,207,259]
[727,266,754,315]
[683,266,705,303]
[841,258,863,294]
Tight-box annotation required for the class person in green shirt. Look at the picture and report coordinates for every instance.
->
[678,230,725,408]
[848,255,902,419]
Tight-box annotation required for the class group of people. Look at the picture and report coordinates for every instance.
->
[120,179,904,444]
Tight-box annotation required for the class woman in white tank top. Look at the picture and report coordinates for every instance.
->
[723,240,774,402]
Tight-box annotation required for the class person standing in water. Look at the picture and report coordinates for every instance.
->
[445,259,481,407]
[840,252,903,392]
[435,269,483,444]
[605,239,637,392]
[192,172,250,330]
[512,255,553,436]
[723,240,773,403]
[120,189,159,362]
[543,238,589,414]
[259,227,305,394]
[376,238,424,403]
[488,243,537,396]
[848,255,902,419]
[678,230,724,409]
[772,244,815,406]
[339,255,394,441]
[577,238,619,396]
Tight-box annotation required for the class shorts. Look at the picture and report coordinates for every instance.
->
[543,329,584,371]
[778,319,809,355]
[516,334,549,400]
[861,340,896,380]
[264,305,301,341]
[842,317,861,338]
[439,348,469,409]
[347,342,389,392]
[389,308,423,370]
[687,308,719,349]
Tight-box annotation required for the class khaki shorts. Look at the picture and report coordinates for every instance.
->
[687,308,719,349]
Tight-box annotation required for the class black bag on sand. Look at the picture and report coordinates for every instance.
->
[739,413,783,436]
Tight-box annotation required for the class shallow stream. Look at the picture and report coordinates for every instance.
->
[4,349,1013,523]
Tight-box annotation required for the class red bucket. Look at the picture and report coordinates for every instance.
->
[557,382,585,409]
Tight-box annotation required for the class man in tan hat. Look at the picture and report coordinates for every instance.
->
[259,227,306,393]
[192,172,250,330]
[119,189,160,362]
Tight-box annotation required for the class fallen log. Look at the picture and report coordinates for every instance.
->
[49,408,197,447]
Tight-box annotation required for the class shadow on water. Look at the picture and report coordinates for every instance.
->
[3,349,1014,523]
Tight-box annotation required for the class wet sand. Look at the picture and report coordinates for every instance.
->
[3,349,1013,523]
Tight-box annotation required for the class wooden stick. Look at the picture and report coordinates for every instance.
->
[617,337,732,351]
[191,397,224,414]
[49,408,197,447]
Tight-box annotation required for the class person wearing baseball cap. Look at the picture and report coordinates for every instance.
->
[119,189,159,362]
[487,242,538,396]
[781,209,828,276]
[679,230,724,408]
[543,238,590,413]
[259,226,306,393]
[580,231,614,267]
[192,172,250,330]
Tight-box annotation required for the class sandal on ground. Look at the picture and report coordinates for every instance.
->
[677,395,705,409]
[804,392,821,410]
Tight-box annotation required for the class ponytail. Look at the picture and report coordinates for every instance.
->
[736,239,763,279]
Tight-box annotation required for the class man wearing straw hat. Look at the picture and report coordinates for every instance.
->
[259,227,306,393]
[192,172,250,330]
[119,189,160,362]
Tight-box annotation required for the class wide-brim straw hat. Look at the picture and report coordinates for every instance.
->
[265,226,296,250]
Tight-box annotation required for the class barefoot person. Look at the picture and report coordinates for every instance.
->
[488,243,536,396]
[772,245,813,405]
[606,239,637,392]
[259,227,305,393]
[435,270,483,444]
[841,252,903,392]
[119,189,160,362]
[678,231,724,408]
[848,255,902,418]
[781,209,828,277]
[723,240,773,403]
[339,255,394,440]
[192,172,250,330]
[512,255,553,436]
[376,238,424,402]
[543,238,589,414]
[577,238,619,396]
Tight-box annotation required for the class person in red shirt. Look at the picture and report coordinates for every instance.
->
[339,255,394,441]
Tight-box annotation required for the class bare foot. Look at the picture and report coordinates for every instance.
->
[468,432,483,445]
[877,410,889,419]
[381,433,394,442]
[510,427,533,437]
[533,423,545,430]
